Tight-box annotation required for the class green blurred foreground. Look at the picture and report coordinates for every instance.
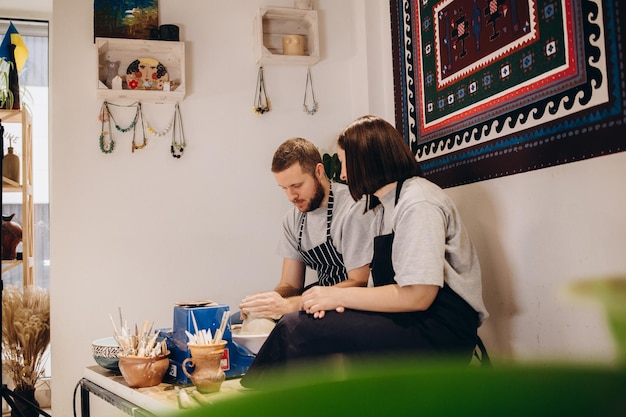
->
[171,277,626,417]
[172,357,625,417]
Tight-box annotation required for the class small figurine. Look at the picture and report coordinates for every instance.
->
[104,60,121,89]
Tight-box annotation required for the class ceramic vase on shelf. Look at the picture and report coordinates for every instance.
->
[3,146,20,184]
[1,213,22,260]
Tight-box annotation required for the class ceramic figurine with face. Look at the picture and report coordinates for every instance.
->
[125,57,169,90]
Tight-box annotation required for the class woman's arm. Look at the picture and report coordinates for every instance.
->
[302,283,439,316]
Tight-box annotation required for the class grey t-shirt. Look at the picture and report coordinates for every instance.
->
[277,182,374,274]
[374,177,489,324]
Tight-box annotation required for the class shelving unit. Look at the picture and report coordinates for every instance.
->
[96,37,185,103]
[254,7,320,66]
[1,108,34,286]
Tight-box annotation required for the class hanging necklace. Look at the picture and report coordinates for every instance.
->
[98,101,146,153]
[253,66,270,114]
[303,67,318,115]
[144,108,174,137]
[98,102,114,154]
[105,101,139,133]
[132,103,148,153]
[171,103,186,158]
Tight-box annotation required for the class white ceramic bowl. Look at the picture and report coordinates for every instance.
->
[92,336,120,371]
[231,327,269,355]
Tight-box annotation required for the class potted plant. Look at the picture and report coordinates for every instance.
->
[1,284,50,417]
[0,57,15,110]
[322,152,344,184]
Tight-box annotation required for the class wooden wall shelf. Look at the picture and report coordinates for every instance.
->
[254,7,320,66]
[96,38,185,103]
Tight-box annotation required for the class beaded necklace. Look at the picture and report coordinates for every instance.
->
[131,103,148,153]
[98,101,146,154]
[253,66,270,115]
[303,67,318,115]
[98,102,114,154]
[171,103,186,159]
[145,110,174,137]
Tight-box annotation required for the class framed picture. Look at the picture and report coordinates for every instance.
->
[94,0,159,40]
[391,0,626,187]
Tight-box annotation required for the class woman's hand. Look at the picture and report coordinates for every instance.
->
[301,286,345,319]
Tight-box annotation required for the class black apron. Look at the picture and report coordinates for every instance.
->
[369,180,404,287]
[369,179,489,363]
[297,186,347,287]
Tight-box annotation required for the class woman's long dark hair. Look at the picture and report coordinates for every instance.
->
[337,115,421,201]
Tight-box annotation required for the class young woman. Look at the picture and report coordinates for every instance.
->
[240,116,488,388]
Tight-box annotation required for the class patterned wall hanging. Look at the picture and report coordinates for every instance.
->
[390,0,626,188]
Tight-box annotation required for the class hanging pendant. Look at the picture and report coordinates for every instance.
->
[253,66,270,115]
[146,121,173,137]
[171,103,186,159]
[104,101,141,133]
[303,67,318,115]
[132,103,148,153]
[131,137,147,153]
[144,104,175,137]
[99,101,144,154]
[99,131,115,154]
[98,102,115,154]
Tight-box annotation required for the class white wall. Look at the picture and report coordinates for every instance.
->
[48,1,395,416]
[2,0,623,415]
[450,152,626,363]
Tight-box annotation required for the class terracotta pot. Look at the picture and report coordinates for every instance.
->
[118,355,169,388]
[182,341,227,393]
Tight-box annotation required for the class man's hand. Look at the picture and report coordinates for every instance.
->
[239,291,296,320]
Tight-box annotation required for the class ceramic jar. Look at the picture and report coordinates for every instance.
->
[182,341,227,393]
[283,35,306,56]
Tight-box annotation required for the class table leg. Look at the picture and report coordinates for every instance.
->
[80,379,91,417]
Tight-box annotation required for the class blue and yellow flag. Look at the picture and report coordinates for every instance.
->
[0,22,29,71]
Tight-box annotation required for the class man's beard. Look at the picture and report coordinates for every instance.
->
[297,177,325,212]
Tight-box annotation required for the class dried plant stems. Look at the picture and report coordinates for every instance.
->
[1,285,50,392]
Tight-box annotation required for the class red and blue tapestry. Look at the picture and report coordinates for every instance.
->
[391,0,626,187]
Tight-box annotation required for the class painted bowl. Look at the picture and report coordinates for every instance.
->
[92,336,120,371]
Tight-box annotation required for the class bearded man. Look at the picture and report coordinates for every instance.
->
[239,138,374,320]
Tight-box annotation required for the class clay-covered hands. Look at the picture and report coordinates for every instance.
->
[301,286,345,319]
[239,291,297,320]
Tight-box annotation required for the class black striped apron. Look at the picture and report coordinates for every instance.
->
[297,187,347,287]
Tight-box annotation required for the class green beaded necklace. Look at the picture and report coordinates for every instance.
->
[98,101,146,154]
[98,102,114,154]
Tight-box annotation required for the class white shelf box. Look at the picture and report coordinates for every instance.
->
[255,7,320,66]
[96,37,185,102]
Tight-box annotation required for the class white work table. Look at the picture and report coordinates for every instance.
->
[79,366,246,417]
